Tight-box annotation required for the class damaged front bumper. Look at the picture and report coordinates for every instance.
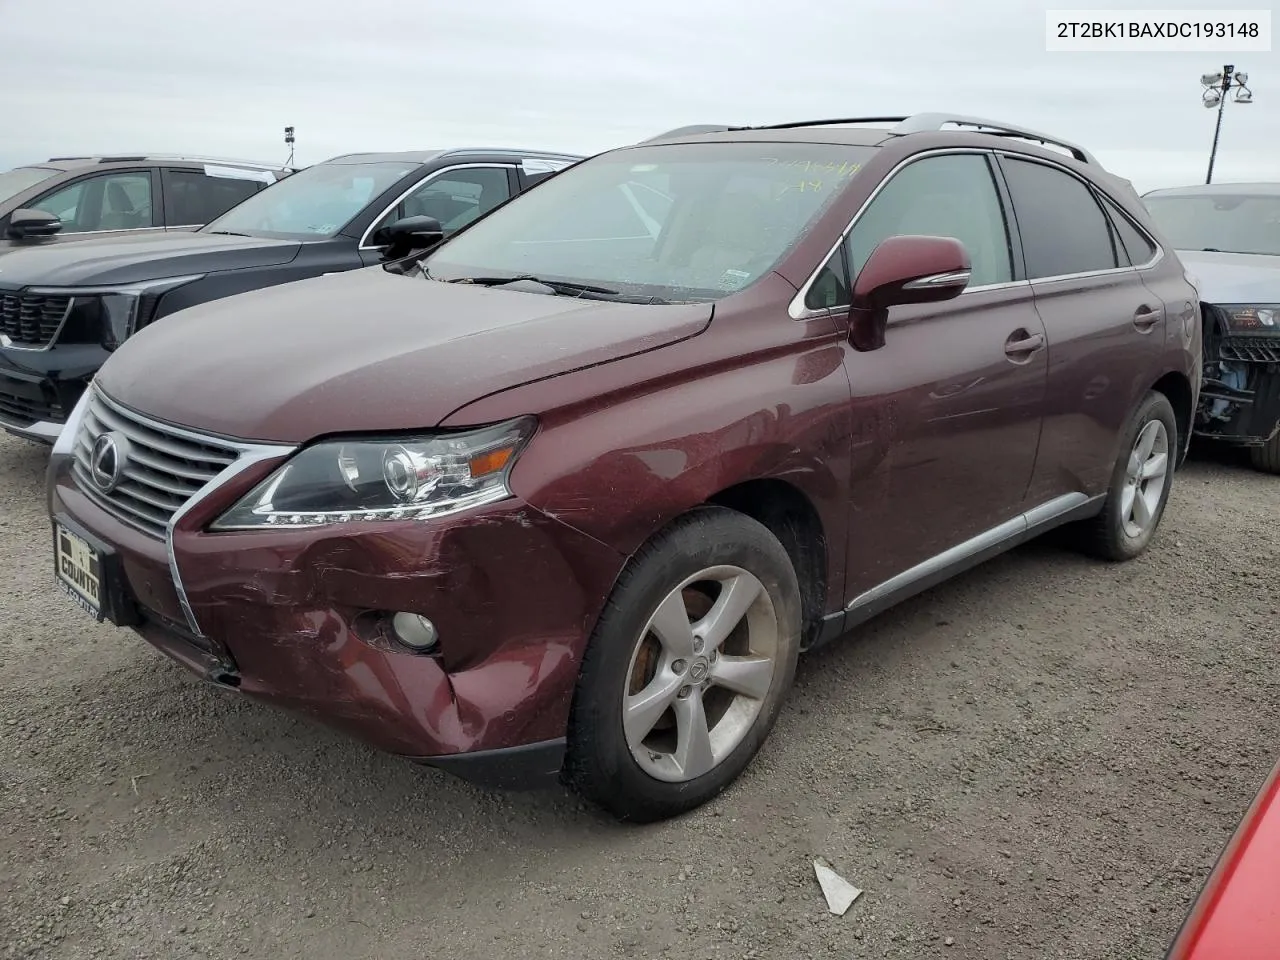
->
[47,451,626,789]
[1195,305,1280,446]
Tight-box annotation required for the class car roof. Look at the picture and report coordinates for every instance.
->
[1144,182,1280,198]
[33,155,293,173]
[321,147,583,166]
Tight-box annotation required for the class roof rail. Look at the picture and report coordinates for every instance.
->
[887,113,1098,165]
[754,116,911,130]
[642,124,747,142]
[85,153,294,169]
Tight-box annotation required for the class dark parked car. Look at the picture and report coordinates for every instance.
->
[1142,182,1280,473]
[0,147,580,442]
[47,114,1199,822]
[0,154,292,253]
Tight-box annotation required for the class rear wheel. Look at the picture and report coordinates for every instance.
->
[1248,432,1280,474]
[1079,391,1178,561]
[565,507,801,822]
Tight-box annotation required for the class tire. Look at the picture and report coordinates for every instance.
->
[1248,432,1280,474]
[1079,390,1178,561]
[565,506,802,822]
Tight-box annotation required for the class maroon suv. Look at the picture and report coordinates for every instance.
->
[46,114,1200,822]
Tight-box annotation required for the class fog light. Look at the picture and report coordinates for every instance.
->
[391,612,439,651]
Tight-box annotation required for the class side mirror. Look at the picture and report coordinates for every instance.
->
[371,215,444,260]
[6,208,63,240]
[848,235,971,351]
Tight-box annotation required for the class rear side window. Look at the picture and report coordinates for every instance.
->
[1001,158,1120,278]
[1099,194,1158,266]
[162,169,261,226]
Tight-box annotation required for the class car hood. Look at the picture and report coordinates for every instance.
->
[1177,249,1280,305]
[97,267,713,443]
[0,231,301,287]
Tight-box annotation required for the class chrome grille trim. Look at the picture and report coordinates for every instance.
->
[72,389,244,538]
[68,384,294,638]
[0,293,74,348]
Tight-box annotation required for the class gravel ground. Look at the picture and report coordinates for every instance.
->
[1,429,1276,960]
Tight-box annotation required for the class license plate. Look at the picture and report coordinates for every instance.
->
[54,522,103,618]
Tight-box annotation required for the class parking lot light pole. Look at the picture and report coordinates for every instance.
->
[1201,65,1254,184]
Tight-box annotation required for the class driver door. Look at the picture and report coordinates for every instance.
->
[813,152,1050,604]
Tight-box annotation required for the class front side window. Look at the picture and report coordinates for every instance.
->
[805,153,1013,310]
[1002,158,1120,278]
[0,166,59,206]
[203,160,420,240]
[369,166,513,240]
[1143,192,1280,257]
[423,141,874,303]
[162,169,261,226]
[29,172,155,233]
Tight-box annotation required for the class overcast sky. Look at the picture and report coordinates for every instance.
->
[0,0,1274,192]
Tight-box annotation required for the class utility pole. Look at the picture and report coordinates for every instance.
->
[284,126,296,168]
[1200,66,1253,184]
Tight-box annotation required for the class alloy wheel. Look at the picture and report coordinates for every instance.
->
[1120,419,1170,538]
[622,565,779,783]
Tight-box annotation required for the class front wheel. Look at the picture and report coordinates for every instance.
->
[565,506,801,822]
[1248,432,1280,475]
[1079,390,1178,561]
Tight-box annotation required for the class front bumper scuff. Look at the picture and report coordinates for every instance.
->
[48,447,626,781]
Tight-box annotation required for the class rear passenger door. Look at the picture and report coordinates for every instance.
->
[358,164,517,265]
[997,154,1168,502]
[160,167,266,231]
[808,151,1049,600]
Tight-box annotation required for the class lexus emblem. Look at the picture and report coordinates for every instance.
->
[89,432,129,493]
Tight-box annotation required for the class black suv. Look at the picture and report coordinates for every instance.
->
[0,147,581,442]
[0,155,294,254]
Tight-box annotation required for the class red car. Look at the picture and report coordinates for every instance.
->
[46,113,1200,822]
[1166,758,1280,959]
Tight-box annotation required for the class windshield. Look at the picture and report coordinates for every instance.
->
[202,160,420,240]
[0,167,59,206]
[423,141,875,302]
[1144,193,1280,256]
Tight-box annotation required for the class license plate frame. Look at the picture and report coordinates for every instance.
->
[51,515,140,626]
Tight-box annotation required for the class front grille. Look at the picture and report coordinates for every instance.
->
[0,293,73,347]
[0,389,62,426]
[1220,336,1280,364]
[71,388,242,539]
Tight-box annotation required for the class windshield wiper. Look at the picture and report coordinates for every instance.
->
[448,275,621,296]
[207,230,250,237]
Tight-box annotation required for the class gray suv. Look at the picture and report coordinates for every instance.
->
[0,155,295,254]
[1143,182,1280,473]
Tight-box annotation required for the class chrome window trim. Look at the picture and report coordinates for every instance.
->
[787,146,1164,321]
[357,162,518,251]
[84,385,295,637]
[0,295,76,352]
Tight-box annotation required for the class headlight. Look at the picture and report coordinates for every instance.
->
[1220,305,1279,332]
[30,275,204,350]
[210,416,537,530]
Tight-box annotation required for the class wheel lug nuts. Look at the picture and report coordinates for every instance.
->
[678,686,692,699]
[693,638,704,653]
[673,659,687,674]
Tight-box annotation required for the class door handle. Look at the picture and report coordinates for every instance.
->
[1004,331,1045,359]
[1133,306,1162,330]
